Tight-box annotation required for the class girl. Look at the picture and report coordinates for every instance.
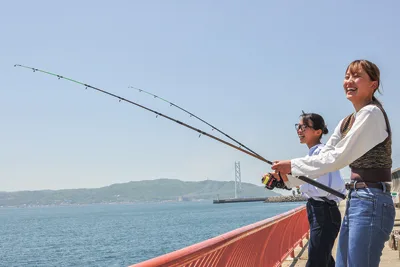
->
[272,59,395,267]
[293,111,345,267]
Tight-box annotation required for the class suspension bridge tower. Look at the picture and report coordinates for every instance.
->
[234,161,242,198]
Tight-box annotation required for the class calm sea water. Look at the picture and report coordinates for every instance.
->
[0,201,303,267]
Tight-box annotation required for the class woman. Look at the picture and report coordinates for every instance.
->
[272,59,395,267]
[291,111,345,267]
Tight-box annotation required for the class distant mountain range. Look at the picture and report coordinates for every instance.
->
[0,179,280,207]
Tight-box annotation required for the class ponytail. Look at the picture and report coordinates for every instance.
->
[372,95,383,106]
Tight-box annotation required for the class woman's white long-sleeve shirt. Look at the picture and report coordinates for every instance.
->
[286,105,388,185]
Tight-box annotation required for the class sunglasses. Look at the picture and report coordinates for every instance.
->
[295,123,313,131]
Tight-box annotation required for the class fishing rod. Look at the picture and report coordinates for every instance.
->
[128,86,263,159]
[14,64,346,199]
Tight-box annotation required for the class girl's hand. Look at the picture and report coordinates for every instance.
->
[271,160,292,174]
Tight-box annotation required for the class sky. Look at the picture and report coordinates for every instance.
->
[1,1,400,192]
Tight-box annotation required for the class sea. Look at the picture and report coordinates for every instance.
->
[0,201,304,267]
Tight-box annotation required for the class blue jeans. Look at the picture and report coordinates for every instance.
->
[336,184,396,267]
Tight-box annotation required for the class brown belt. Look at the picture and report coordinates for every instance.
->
[350,168,392,183]
[345,181,391,192]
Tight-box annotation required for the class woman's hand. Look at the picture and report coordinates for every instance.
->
[271,160,292,174]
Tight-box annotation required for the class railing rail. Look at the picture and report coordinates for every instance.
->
[130,205,309,267]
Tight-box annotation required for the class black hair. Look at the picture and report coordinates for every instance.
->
[300,111,328,139]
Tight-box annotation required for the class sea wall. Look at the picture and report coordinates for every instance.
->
[264,195,307,203]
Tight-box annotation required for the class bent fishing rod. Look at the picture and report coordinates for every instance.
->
[15,64,346,200]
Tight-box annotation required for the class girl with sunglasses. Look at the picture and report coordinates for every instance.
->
[290,112,345,267]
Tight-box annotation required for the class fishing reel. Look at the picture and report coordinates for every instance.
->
[261,173,291,190]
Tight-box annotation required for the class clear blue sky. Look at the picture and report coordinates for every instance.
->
[1,1,399,192]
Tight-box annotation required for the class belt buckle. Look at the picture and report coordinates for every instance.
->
[382,182,391,192]
[345,182,357,190]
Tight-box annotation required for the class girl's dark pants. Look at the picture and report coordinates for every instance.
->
[306,198,341,267]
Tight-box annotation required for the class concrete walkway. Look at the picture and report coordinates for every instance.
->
[282,201,400,266]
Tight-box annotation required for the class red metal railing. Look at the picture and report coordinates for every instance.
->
[130,205,309,267]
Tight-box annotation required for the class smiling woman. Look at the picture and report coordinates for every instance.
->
[272,59,395,267]
[344,60,382,111]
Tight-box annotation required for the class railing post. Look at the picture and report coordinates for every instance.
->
[290,250,295,258]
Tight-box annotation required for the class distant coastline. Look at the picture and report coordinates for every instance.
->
[0,178,280,208]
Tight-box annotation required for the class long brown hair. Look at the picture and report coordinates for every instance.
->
[346,59,382,105]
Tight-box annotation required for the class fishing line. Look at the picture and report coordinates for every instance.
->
[129,86,263,159]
